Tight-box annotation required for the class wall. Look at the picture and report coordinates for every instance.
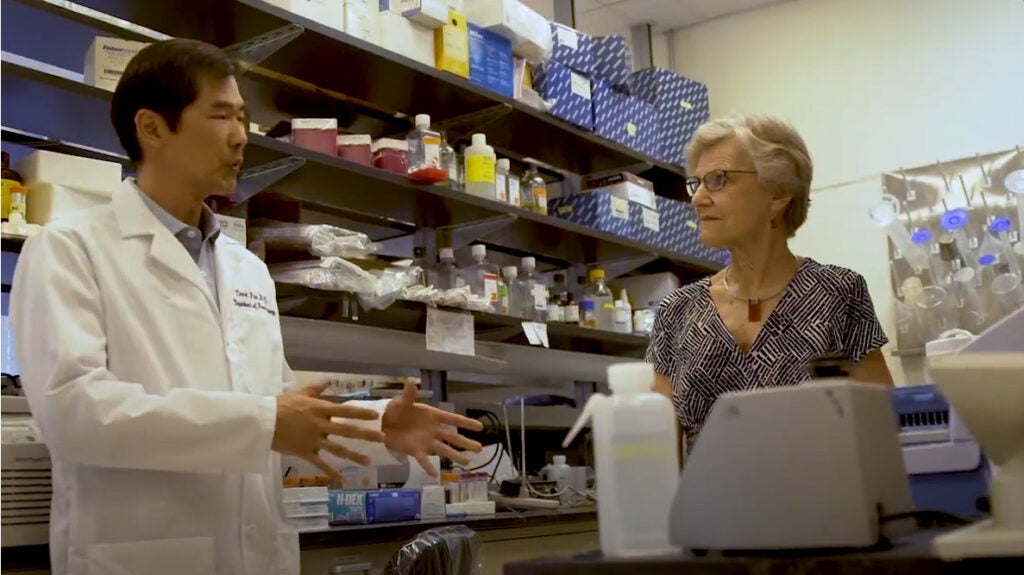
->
[670,0,1024,385]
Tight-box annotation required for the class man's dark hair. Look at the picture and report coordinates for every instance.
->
[111,38,246,164]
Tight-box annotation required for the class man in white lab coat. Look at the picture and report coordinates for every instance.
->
[10,38,483,575]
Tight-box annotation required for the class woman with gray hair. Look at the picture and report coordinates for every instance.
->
[646,113,893,451]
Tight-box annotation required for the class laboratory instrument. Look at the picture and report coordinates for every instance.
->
[1,396,51,547]
[926,307,1024,559]
[563,362,679,557]
[464,134,496,200]
[671,380,914,552]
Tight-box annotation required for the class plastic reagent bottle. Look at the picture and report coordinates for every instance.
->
[502,266,523,318]
[407,114,446,184]
[614,289,633,334]
[521,163,548,215]
[549,455,572,506]
[583,269,615,331]
[468,244,501,306]
[563,362,679,557]
[521,257,549,322]
[464,133,496,200]
[440,135,458,189]
[508,164,521,207]
[495,158,510,203]
[436,248,464,290]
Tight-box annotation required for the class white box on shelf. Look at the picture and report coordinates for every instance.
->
[17,150,122,197]
[25,183,111,226]
[399,0,448,28]
[463,0,551,62]
[282,486,330,502]
[83,36,149,92]
[344,0,380,43]
[264,0,344,32]
[378,10,435,66]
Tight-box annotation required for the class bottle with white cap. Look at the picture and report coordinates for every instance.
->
[563,362,679,557]
[464,133,496,199]
[407,114,444,183]
[549,454,572,506]
[613,289,633,334]
[520,257,549,322]
[435,248,464,290]
[467,244,501,307]
[503,266,525,318]
[495,158,510,203]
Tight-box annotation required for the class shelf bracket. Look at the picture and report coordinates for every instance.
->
[223,24,305,64]
[432,104,514,143]
[596,253,659,282]
[437,215,518,250]
[236,156,305,203]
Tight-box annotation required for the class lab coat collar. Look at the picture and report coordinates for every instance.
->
[112,180,216,303]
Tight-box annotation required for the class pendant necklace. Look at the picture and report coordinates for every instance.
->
[721,269,790,322]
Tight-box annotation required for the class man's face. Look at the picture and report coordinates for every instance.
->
[163,74,247,197]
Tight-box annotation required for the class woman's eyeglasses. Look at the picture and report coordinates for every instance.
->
[684,169,758,197]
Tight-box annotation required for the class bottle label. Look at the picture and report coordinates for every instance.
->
[533,285,548,311]
[496,174,508,202]
[466,155,495,184]
[535,187,548,210]
[484,273,499,303]
[564,305,580,323]
[548,303,564,323]
[509,179,521,207]
[423,134,441,168]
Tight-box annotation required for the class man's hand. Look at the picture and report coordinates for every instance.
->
[272,383,386,483]
[383,382,484,477]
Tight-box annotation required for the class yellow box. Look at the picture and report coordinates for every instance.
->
[434,9,469,78]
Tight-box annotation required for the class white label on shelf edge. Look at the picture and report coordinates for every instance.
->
[426,308,475,357]
[570,72,591,100]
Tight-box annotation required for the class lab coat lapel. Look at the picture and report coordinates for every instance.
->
[112,181,213,300]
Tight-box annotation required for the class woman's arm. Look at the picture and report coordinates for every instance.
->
[654,372,673,398]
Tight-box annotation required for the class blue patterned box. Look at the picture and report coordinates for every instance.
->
[532,60,594,131]
[469,23,514,98]
[656,198,730,265]
[550,22,593,74]
[592,79,658,157]
[592,35,631,89]
[548,190,660,243]
[631,68,710,167]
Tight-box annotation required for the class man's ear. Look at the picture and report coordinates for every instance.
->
[135,109,168,155]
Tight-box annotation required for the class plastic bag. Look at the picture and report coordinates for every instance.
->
[250,221,377,259]
[402,285,494,313]
[381,525,483,575]
[358,265,426,310]
[270,258,377,294]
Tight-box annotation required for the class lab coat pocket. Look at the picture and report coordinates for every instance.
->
[86,536,216,575]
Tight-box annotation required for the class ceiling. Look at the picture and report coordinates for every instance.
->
[566,0,791,35]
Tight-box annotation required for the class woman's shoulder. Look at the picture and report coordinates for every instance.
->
[797,258,870,295]
[657,279,711,319]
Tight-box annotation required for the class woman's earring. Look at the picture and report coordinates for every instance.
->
[770,218,778,229]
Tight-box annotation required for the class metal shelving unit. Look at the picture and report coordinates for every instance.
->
[1,0,709,388]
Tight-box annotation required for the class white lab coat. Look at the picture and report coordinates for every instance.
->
[9,181,401,575]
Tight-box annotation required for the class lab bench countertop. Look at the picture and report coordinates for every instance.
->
[300,507,597,548]
[502,531,1024,575]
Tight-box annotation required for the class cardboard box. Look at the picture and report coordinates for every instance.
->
[592,35,632,89]
[656,197,730,264]
[548,190,657,241]
[532,60,593,131]
[435,9,469,78]
[631,68,710,167]
[584,172,656,210]
[344,0,379,42]
[17,150,122,197]
[265,0,345,32]
[463,0,551,62]
[379,10,435,66]
[592,80,658,157]
[328,490,368,524]
[550,22,593,75]
[399,0,448,28]
[83,36,149,92]
[469,23,514,98]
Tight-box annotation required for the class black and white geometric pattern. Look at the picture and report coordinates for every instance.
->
[645,258,888,445]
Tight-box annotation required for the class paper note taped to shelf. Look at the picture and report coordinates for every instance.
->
[426,308,475,356]
[642,208,660,232]
[521,322,550,348]
[570,72,591,100]
[556,26,578,50]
